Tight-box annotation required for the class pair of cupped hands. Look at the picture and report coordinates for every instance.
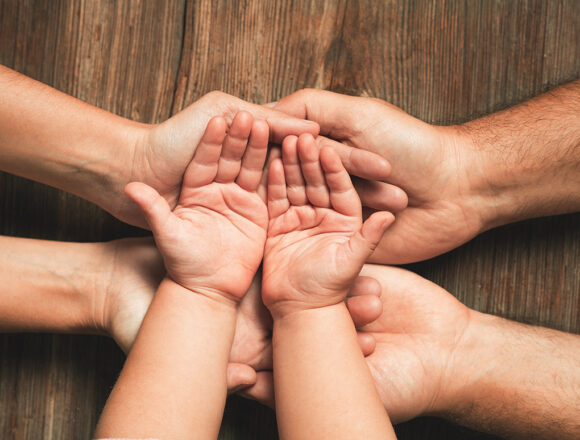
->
[123,109,394,393]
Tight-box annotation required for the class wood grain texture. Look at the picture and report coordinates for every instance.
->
[0,0,579,439]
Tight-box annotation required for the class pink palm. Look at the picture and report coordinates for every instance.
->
[262,134,394,317]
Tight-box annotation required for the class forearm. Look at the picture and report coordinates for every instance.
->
[459,79,580,229]
[95,278,237,440]
[0,235,107,334]
[273,303,394,440]
[441,311,580,439]
[0,65,146,214]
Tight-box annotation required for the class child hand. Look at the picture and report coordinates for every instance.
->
[125,111,269,302]
[262,134,394,318]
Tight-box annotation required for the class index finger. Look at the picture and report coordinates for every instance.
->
[315,135,392,181]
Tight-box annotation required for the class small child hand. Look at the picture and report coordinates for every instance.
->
[262,133,394,318]
[125,111,269,302]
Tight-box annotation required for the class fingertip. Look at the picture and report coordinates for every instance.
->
[357,332,376,356]
[347,295,383,327]
[226,363,257,393]
[268,157,285,183]
[376,156,392,179]
[297,133,318,160]
[208,115,228,133]
[282,135,299,160]
[319,145,344,173]
[252,118,270,137]
[350,275,382,297]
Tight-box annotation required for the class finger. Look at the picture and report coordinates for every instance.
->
[348,211,395,261]
[236,119,269,192]
[215,111,254,183]
[258,146,281,202]
[226,363,257,394]
[357,332,376,356]
[201,91,319,144]
[124,182,173,235]
[237,371,275,408]
[352,178,408,212]
[319,146,360,217]
[275,89,392,179]
[282,135,308,205]
[297,134,330,207]
[274,89,359,139]
[267,158,290,218]
[348,275,382,298]
[346,295,382,328]
[316,136,392,181]
[182,116,227,188]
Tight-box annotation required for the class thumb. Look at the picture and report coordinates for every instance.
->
[124,182,173,235]
[348,212,395,262]
[226,363,257,393]
[236,371,275,408]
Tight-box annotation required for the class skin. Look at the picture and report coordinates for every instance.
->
[262,134,396,439]
[96,112,271,438]
[0,64,406,232]
[273,81,580,263]
[0,234,383,395]
[248,264,580,439]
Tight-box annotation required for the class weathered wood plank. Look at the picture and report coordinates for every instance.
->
[0,0,578,439]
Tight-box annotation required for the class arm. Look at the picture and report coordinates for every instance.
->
[273,81,580,263]
[358,265,580,439]
[273,304,393,439]
[262,134,395,439]
[96,112,270,438]
[443,310,580,439]
[95,278,236,439]
[0,235,110,335]
[461,80,580,227]
[0,65,402,228]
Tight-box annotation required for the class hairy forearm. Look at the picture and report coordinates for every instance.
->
[95,278,237,439]
[273,303,394,440]
[0,65,146,215]
[0,235,107,334]
[460,79,580,229]
[443,311,580,439]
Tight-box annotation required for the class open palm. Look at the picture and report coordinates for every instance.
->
[262,134,393,316]
[126,112,269,299]
[359,265,472,423]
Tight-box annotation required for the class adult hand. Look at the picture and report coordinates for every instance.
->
[239,264,470,415]
[273,89,488,264]
[99,238,385,392]
[117,91,400,228]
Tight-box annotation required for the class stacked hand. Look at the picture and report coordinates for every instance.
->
[273,90,490,264]
[104,112,391,393]
[114,91,406,229]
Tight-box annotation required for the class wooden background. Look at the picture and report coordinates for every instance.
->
[0,0,579,438]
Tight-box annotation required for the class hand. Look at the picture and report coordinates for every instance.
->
[115,90,404,227]
[262,133,394,317]
[274,89,489,264]
[241,264,472,419]
[125,111,268,300]
[96,238,385,392]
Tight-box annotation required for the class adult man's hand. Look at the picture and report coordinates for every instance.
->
[241,264,580,439]
[274,84,580,263]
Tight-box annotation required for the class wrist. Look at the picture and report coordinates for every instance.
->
[430,309,504,419]
[166,277,241,310]
[456,105,580,229]
[271,301,348,326]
